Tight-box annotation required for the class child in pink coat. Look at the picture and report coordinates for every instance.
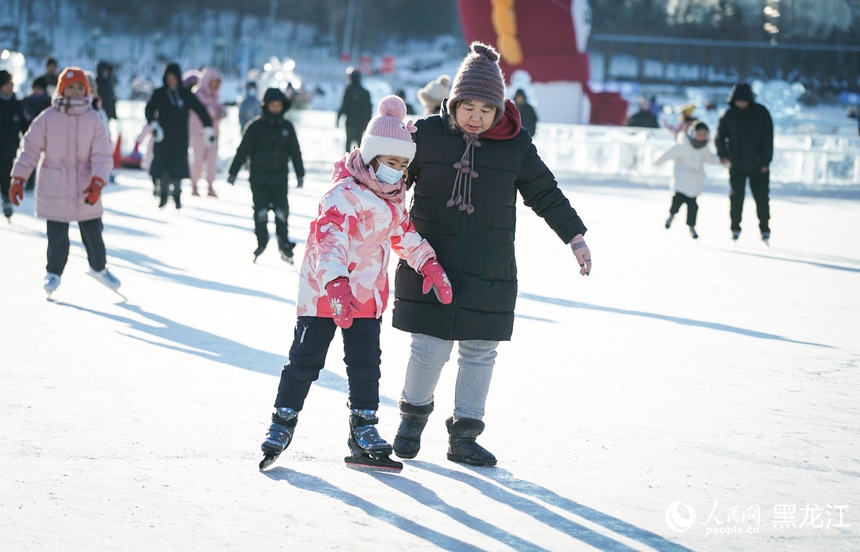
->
[9,67,120,295]
[258,96,454,471]
[188,67,227,197]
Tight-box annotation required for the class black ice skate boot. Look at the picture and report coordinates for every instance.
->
[393,400,433,459]
[259,407,298,471]
[446,416,497,467]
[345,409,402,472]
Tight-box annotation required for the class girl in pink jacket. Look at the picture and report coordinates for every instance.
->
[188,67,227,197]
[259,96,454,472]
[9,67,120,296]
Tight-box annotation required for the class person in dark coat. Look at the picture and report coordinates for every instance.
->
[144,62,213,209]
[238,81,261,131]
[715,83,774,242]
[95,61,118,120]
[35,57,59,96]
[513,88,538,136]
[390,43,592,467]
[0,70,28,218]
[395,89,416,115]
[21,77,51,191]
[227,88,305,262]
[626,96,660,128]
[336,67,371,152]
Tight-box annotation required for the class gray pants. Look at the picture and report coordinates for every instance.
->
[401,333,499,421]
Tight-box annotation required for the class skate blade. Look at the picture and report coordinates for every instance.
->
[344,454,403,473]
[259,453,281,471]
[85,272,127,301]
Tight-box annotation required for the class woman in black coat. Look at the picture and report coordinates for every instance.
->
[144,63,213,208]
[391,43,592,467]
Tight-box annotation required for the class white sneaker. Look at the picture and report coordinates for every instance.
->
[43,273,61,293]
[88,267,121,290]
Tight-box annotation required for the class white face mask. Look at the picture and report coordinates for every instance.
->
[375,162,404,185]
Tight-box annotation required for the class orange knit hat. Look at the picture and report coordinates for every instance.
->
[57,67,91,96]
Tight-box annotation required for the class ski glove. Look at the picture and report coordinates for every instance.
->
[227,174,237,185]
[83,177,106,205]
[326,277,356,329]
[420,259,453,304]
[296,176,304,189]
[570,234,592,276]
[204,127,216,144]
[9,177,25,206]
[150,122,164,143]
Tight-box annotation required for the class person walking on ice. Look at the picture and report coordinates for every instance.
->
[259,95,454,472]
[655,121,721,239]
[227,87,305,263]
[9,67,120,296]
[391,42,593,467]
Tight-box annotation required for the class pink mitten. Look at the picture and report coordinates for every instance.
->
[420,259,453,304]
[570,235,592,276]
[325,277,356,329]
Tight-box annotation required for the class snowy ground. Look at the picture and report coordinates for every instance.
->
[1,166,859,552]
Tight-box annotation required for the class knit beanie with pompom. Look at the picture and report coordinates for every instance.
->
[359,95,417,165]
[448,42,506,126]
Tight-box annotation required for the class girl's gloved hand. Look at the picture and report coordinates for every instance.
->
[83,177,106,205]
[420,259,453,304]
[326,277,356,329]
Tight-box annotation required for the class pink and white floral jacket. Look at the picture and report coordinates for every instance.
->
[297,150,436,320]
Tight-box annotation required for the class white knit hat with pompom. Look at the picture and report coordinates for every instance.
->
[359,95,417,165]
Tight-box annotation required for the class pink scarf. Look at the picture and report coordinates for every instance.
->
[331,149,406,204]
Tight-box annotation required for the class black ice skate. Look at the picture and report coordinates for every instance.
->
[253,244,266,263]
[3,198,12,221]
[259,407,298,471]
[278,241,296,265]
[761,231,770,246]
[344,409,403,473]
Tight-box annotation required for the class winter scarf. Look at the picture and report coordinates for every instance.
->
[442,98,522,215]
[331,149,406,204]
[51,95,93,115]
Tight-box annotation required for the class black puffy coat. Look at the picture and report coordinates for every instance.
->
[337,81,371,129]
[0,94,27,161]
[144,63,212,179]
[392,100,587,341]
[228,89,304,185]
[96,61,117,120]
[715,84,774,172]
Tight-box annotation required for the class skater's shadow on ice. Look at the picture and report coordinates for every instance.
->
[731,250,860,274]
[410,462,693,552]
[51,301,390,404]
[262,467,485,551]
[519,292,831,348]
[108,247,294,305]
[376,470,558,551]
[103,206,170,225]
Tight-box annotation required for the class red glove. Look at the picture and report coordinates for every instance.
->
[326,277,356,329]
[83,177,106,205]
[9,177,25,206]
[420,259,453,305]
[570,234,592,276]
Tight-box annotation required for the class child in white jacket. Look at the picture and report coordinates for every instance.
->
[654,121,721,239]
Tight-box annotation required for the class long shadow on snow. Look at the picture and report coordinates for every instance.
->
[519,292,831,348]
[261,466,484,551]
[107,246,293,305]
[730,250,860,274]
[374,470,556,551]
[50,302,395,406]
[410,461,693,552]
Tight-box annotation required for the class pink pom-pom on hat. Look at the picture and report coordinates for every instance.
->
[359,95,417,165]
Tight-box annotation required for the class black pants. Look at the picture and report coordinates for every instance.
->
[250,181,290,251]
[157,173,181,205]
[345,125,363,152]
[729,169,770,233]
[46,218,106,275]
[669,192,699,226]
[275,317,382,412]
[0,158,12,199]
